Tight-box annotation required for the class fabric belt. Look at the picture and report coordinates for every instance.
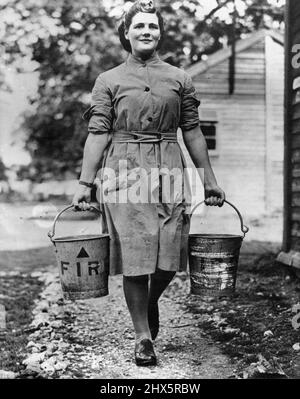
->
[111,130,177,143]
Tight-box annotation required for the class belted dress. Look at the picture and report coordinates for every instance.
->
[82,52,201,276]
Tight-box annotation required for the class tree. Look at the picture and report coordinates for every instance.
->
[0,0,285,181]
[1,0,124,181]
[0,158,8,181]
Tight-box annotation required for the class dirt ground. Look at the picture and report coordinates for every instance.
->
[0,202,299,379]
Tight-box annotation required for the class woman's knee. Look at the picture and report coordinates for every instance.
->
[123,275,149,284]
[151,268,176,281]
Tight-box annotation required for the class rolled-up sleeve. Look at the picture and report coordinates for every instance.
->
[179,72,201,132]
[82,74,114,134]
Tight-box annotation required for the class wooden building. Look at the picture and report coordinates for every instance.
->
[179,29,284,217]
[277,0,300,269]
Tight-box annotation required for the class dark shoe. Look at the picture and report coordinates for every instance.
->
[148,303,159,340]
[135,338,157,366]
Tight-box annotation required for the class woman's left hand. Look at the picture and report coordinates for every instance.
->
[204,184,226,207]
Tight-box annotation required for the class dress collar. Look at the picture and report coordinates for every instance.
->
[126,52,161,67]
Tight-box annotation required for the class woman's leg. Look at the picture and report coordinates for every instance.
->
[148,269,176,339]
[123,275,151,341]
[123,269,176,340]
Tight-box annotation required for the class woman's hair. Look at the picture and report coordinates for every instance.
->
[118,0,165,52]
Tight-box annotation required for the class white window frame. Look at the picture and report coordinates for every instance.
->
[199,109,218,156]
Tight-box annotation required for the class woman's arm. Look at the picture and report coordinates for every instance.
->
[182,126,225,206]
[72,133,110,210]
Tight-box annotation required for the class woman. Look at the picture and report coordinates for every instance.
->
[72,0,225,367]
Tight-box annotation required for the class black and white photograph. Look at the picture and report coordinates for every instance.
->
[0,0,299,387]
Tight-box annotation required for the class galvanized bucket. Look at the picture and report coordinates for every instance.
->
[48,205,110,301]
[189,200,249,299]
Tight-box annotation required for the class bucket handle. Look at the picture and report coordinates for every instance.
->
[190,199,249,237]
[47,204,102,242]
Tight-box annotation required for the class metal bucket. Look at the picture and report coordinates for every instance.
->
[189,200,249,299]
[48,205,110,301]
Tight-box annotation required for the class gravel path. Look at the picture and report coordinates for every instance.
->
[0,202,285,379]
[20,267,235,379]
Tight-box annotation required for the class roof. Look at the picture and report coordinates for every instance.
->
[186,29,284,77]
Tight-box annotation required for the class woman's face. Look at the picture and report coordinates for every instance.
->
[125,12,161,56]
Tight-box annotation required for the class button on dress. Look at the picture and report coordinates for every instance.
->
[83,52,201,276]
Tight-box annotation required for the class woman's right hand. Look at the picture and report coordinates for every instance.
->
[72,185,92,211]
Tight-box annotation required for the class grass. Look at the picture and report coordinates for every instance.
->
[0,275,44,373]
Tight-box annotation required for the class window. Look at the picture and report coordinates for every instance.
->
[199,109,218,153]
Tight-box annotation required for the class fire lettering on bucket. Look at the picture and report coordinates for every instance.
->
[76,261,104,276]
[77,262,81,277]
[88,261,101,275]
[61,261,70,275]
[60,260,105,276]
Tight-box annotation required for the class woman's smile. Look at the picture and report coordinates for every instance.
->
[139,39,153,45]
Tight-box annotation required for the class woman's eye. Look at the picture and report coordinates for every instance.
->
[133,24,159,29]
